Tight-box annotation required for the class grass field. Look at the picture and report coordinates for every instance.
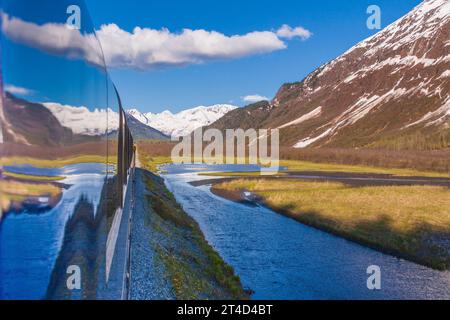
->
[280,147,450,174]
[280,160,450,178]
[0,155,110,168]
[1,180,61,197]
[136,140,450,177]
[138,154,172,172]
[3,172,65,181]
[199,159,450,178]
[139,154,450,179]
[0,180,61,214]
[199,171,287,177]
[213,179,450,270]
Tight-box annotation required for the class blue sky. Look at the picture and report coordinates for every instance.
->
[83,0,421,113]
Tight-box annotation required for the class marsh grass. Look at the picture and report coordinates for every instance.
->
[214,179,450,270]
[199,171,287,177]
[1,180,61,197]
[3,172,65,181]
[199,159,450,178]
[140,155,172,173]
[280,147,450,174]
[280,160,450,178]
[0,155,110,168]
[0,180,61,213]
[137,140,450,177]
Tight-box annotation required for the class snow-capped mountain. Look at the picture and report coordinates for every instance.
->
[124,114,169,141]
[41,101,234,140]
[209,0,450,150]
[43,102,119,136]
[127,108,149,126]
[127,104,238,137]
[43,102,169,140]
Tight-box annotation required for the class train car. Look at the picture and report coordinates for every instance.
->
[0,0,135,299]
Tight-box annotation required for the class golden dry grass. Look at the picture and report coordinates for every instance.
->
[280,147,450,174]
[138,154,172,173]
[136,141,450,177]
[199,159,450,178]
[0,155,110,168]
[214,179,450,269]
[0,180,61,213]
[3,172,65,181]
[1,180,61,197]
[280,160,450,178]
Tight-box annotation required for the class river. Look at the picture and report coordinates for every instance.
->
[162,164,450,300]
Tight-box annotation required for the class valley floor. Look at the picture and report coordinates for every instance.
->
[136,142,450,271]
[211,177,450,270]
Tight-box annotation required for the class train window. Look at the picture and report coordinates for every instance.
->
[0,0,133,300]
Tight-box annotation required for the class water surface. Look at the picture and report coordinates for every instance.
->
[0,163,108,299]
[163,164,450,300]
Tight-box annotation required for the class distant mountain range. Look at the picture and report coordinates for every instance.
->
[0,91,236,146]
[126,104,238,138]
[41,102,237,140]
[208,0,450,151]
[43,101,170,141]
[43,102,119,137]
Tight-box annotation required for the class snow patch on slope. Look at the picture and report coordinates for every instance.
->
[405,97,450,128]
[439,70,450,79]
[284,0,449,149]
[317,0,450,81]
[294,128,332,148]
[278,107,322,129]
[293,88,410,148]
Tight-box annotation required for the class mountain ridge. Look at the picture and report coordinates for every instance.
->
[1,93,100,147]
[124,113,169,141]
[208,0,450,151]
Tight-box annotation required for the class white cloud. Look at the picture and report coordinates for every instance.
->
[276,24,312,40]
[97,24,289,69]
[242,94,269,103]
[4,84,33,95]
[1,13,312,70]
[1,13,104,67]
